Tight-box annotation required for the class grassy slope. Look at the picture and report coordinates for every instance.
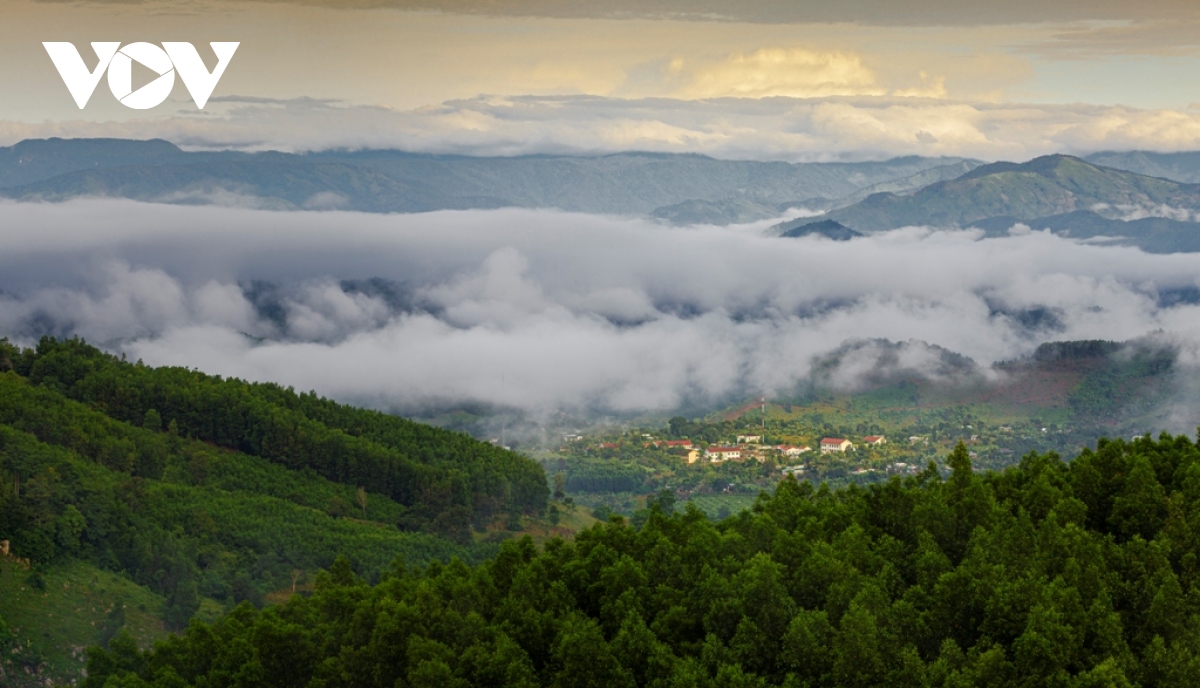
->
[0,560,175,687]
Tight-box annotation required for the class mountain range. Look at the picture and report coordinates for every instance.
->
[8,138,1200,251]
[817,154,1200,251]
[827,154,1200,228]
[0,137,973,220]
[1084,150,1200,183]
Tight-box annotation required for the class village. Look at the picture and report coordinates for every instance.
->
[544,397,1092,506]
[556,423,934,489]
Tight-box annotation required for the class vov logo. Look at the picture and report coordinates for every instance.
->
[43,42,239,110]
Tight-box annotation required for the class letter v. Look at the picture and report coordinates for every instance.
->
[43,42,120,109]
[163,42,239,109]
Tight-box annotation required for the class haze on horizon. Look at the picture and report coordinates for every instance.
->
[5,0,1200,160]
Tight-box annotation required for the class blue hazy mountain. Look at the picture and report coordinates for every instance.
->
[774,218,863,240]
[0,138,975,219]
[823,154,1200,252]
[1084,150,1200,184]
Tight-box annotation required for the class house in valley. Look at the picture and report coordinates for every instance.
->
[776,445,811,458]
[705,446,742,462]
[820,438,855,454]
[662,439,694,449]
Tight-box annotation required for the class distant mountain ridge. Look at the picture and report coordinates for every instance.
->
[817,154,1200,252]
[1084,150,1200,184]
[648,159,981,224]
[774,218,862,240]
[828,154,1200,230]
[0,137,974,220]
[12,139,1200,250]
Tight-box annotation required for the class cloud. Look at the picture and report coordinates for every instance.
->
[1090,202,1200,222]
[9,94,1200,162]
[3,199,1200,423]
[1026,19,1200,58]
[670,48,886,99]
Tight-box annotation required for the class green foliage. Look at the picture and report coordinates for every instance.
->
[0,612,11,652]
[0,390,490,605]
[84,432,1200,687]
[0,337,551,660]
[55,503,86,554]
[26,568,47,591]
[687,494,759,519]
[552,458,647,494]
[163,580,200,632]
[326,495,351,519]
[10,336,547,535]
[1066,343,1174,419]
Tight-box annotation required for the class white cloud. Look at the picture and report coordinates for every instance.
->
[2,200,1200,420]
[671,48,886,99]
[9,95,1200,163]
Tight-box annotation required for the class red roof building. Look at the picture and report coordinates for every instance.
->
[705,446,742,462]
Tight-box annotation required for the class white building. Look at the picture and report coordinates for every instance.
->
[820,438,855,454]
[776,445,811,458]
[706,446,742,462]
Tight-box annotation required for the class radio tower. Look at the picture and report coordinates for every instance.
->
[761,396,766,430]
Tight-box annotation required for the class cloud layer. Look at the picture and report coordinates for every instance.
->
[3,199,1200,419]
[7,95,1200,162]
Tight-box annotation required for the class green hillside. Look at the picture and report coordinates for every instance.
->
[0,560,184,685]
[830,154,1200,231]
[5,337,548,538]
[0,336,550,686]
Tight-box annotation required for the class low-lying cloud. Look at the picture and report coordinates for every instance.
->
[2,199,1200,419]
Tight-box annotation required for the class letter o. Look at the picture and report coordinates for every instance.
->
[107,42,175,110]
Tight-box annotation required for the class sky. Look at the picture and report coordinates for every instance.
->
[6,0,1200,159]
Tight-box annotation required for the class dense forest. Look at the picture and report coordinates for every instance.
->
[83,432,1200,687]
[1,337,547,537]
[0,337,548,639]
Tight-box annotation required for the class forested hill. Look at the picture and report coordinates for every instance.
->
[83,434,1200,688]
[2,337,548,535]
[0,337,550,684]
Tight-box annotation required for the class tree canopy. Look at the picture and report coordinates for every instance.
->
[0,336,550,629]
[82,433,1200,687]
